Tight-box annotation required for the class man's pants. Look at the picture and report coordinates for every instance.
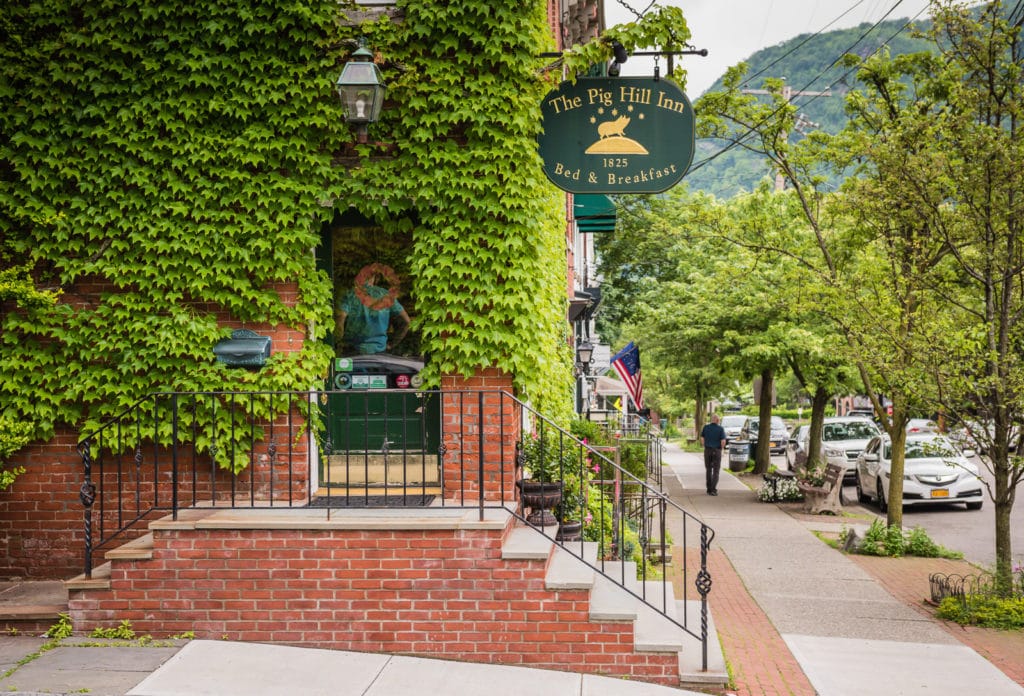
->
[704,447,722,493]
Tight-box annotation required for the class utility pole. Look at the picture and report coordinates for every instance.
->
[741,83,832,191]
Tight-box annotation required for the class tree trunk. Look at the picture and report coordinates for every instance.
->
[753,368,774,475]
[886,403,907,529]
[991,431,1014,594]
[803,386,829,475]
[694,390,705,441]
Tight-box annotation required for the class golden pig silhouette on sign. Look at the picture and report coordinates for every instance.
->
[586,115,649,155]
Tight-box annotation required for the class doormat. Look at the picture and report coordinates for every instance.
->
[306,494,435,508]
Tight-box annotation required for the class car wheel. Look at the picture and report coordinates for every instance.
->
[876,478,888,513]
[856,476,870,503]
[966,501,983,511]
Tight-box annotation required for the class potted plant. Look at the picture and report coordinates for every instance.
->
[516,430,574,527]
[554,466,589,541]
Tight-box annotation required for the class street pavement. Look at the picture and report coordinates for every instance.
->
[0,442,1019,695]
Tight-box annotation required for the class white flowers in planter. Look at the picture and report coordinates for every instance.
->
[757,478,803,502]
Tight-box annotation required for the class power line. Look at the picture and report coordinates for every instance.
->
[687,0,922,176]
[739,0,873,91]
[1009,0,1024,26]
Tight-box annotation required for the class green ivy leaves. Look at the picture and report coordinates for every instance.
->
[1,0,340,449]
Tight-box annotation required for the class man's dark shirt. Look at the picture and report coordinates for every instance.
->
[700,422,726,450]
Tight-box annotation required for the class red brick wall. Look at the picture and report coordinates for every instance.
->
[0,431,88,578]
[69,524,680,685]
[0,418,311,579]
[439,370,520,504]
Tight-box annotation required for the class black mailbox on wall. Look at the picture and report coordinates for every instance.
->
[213,329,272,368]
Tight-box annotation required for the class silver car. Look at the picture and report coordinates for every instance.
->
[821,417,881,479]
[786,424,810,471]
[855,434,983,511]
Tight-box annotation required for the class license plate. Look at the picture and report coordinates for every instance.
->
[930,489,949,498]
[770,441,779,447]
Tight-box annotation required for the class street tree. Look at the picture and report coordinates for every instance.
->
[873,0,1024,591]
[598,191,736,434]
[698,43,953,527]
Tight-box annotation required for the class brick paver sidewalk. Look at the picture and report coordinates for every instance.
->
[672,542,1023,696]
[851,554,1024,688]
[673,546,815,696]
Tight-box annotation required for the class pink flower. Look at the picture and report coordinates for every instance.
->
[584,513,593,524]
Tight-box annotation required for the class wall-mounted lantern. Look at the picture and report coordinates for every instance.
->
[575,339,594,376]
[335,43,386,143]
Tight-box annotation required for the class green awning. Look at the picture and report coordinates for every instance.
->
[573,194,616,233]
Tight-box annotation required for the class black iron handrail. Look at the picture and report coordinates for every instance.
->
[515,399,715,670]
[77,388,715,670]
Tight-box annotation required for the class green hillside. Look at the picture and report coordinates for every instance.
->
[686,17,934,197]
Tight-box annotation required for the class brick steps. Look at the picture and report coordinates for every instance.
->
[508,526,727,687]
[65,507,726,688]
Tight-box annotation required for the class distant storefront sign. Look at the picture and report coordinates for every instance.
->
[538,77,695,194]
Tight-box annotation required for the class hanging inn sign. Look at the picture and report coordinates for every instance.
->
[538,77,695,194]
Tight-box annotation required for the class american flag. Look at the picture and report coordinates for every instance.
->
[610,342,643,410]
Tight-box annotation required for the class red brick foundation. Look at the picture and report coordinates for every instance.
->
[68,519,680,685]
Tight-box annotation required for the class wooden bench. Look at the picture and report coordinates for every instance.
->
[796,462,845,515]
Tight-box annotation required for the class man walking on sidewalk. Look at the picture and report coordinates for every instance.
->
[700,414,727,496]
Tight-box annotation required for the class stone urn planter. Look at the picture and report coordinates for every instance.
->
[555,519,583,542]
[516,479,563,526]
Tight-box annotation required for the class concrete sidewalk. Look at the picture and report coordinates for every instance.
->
[0,637,709,696]
[661,442,1024,696]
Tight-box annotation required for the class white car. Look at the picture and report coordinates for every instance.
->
[821,417,881,479]
[721,414,746,442]
[855,434,983,512]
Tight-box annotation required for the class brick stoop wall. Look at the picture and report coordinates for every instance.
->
[66,508,682,686]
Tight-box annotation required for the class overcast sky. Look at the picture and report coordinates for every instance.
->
[604,0,934,96]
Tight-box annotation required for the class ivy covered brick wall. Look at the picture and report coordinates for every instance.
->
[2,0,689,460]
[0,0,346,448]
[336,3,576,417]
[0,0,585,457]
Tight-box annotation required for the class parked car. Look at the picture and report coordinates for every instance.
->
[785,424,810,470]
[846,408,875,420]
[740,416,789,456]
[822,417,882,479]
[854,434,983,511]
[950,419,1020,455]
[721,414,747,443]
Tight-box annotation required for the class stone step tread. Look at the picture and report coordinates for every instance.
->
[0,603,68,621]
[588,573,639,621]
[65,562,112,591]
[676,600,729,686]
[545,542,599,590]
[500,525,556,560]
[635,580,678,617]
[591,560,640,592]
[591,578,684,652]
[634,601,687,652]
[105,532,155,561]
